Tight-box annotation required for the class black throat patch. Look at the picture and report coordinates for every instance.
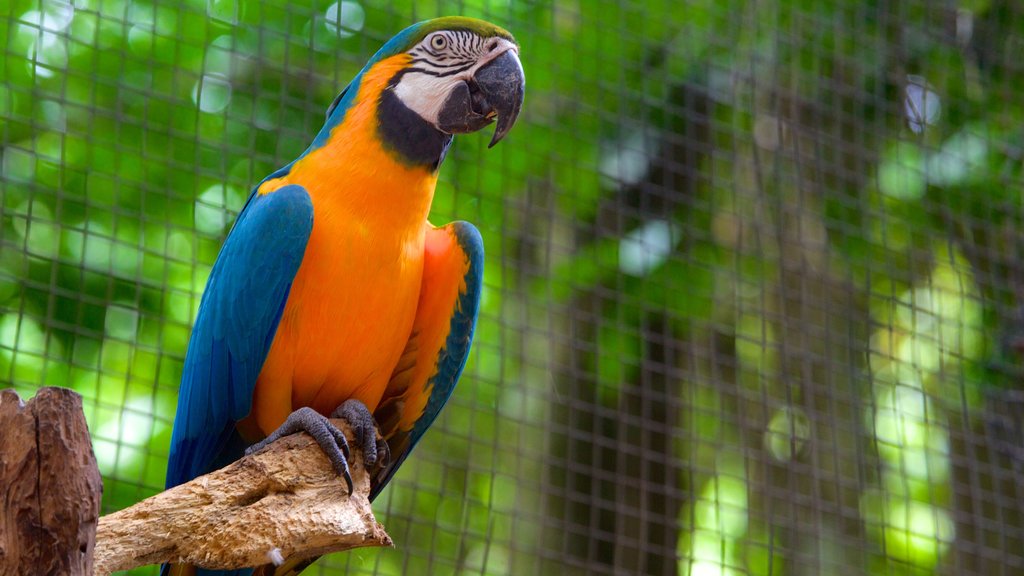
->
[377,74,454,171]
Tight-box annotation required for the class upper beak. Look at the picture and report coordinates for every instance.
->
[474,49,525,147]
[436,49,525,147]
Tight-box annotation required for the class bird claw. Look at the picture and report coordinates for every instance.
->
[330,399,389,474]
[246,406,354,494]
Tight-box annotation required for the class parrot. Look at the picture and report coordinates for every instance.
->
[162,16,524,576]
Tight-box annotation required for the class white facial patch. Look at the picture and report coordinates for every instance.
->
[393,73,458,126]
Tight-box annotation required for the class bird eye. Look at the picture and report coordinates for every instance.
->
[430,34,447,50]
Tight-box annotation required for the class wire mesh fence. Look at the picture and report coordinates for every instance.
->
[2,0,1024,574]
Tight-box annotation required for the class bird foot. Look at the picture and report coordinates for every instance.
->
[244,402,388,495]
[245,406,355,494]
[331,399,390,475]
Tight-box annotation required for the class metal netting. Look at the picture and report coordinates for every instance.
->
[2,0,1024,574]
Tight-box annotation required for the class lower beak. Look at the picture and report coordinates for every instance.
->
[436,49,526,147]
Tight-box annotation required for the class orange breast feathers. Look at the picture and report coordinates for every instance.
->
[245,54,441,438]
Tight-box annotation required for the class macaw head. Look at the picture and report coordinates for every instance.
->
[382,17,525,148]
[322,17,525,162]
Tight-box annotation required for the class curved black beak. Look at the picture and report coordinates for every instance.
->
[475,50,525,147]
[436,49,525,147]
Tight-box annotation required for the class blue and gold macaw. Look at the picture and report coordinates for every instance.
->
[163,16,524,576]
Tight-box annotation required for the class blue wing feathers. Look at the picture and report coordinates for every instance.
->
[166,185,313,489]
[165,186,311,576]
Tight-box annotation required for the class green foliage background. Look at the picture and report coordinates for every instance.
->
[2,0,1023,574]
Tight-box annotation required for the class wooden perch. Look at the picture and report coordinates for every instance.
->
[94,416,392,575]
[0,387,391,575]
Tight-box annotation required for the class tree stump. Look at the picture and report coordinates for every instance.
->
[0,387,103,576]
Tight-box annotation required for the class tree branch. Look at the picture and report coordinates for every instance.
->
[93,418,392,575]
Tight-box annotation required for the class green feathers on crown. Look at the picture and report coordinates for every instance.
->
[381,17,516,57]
